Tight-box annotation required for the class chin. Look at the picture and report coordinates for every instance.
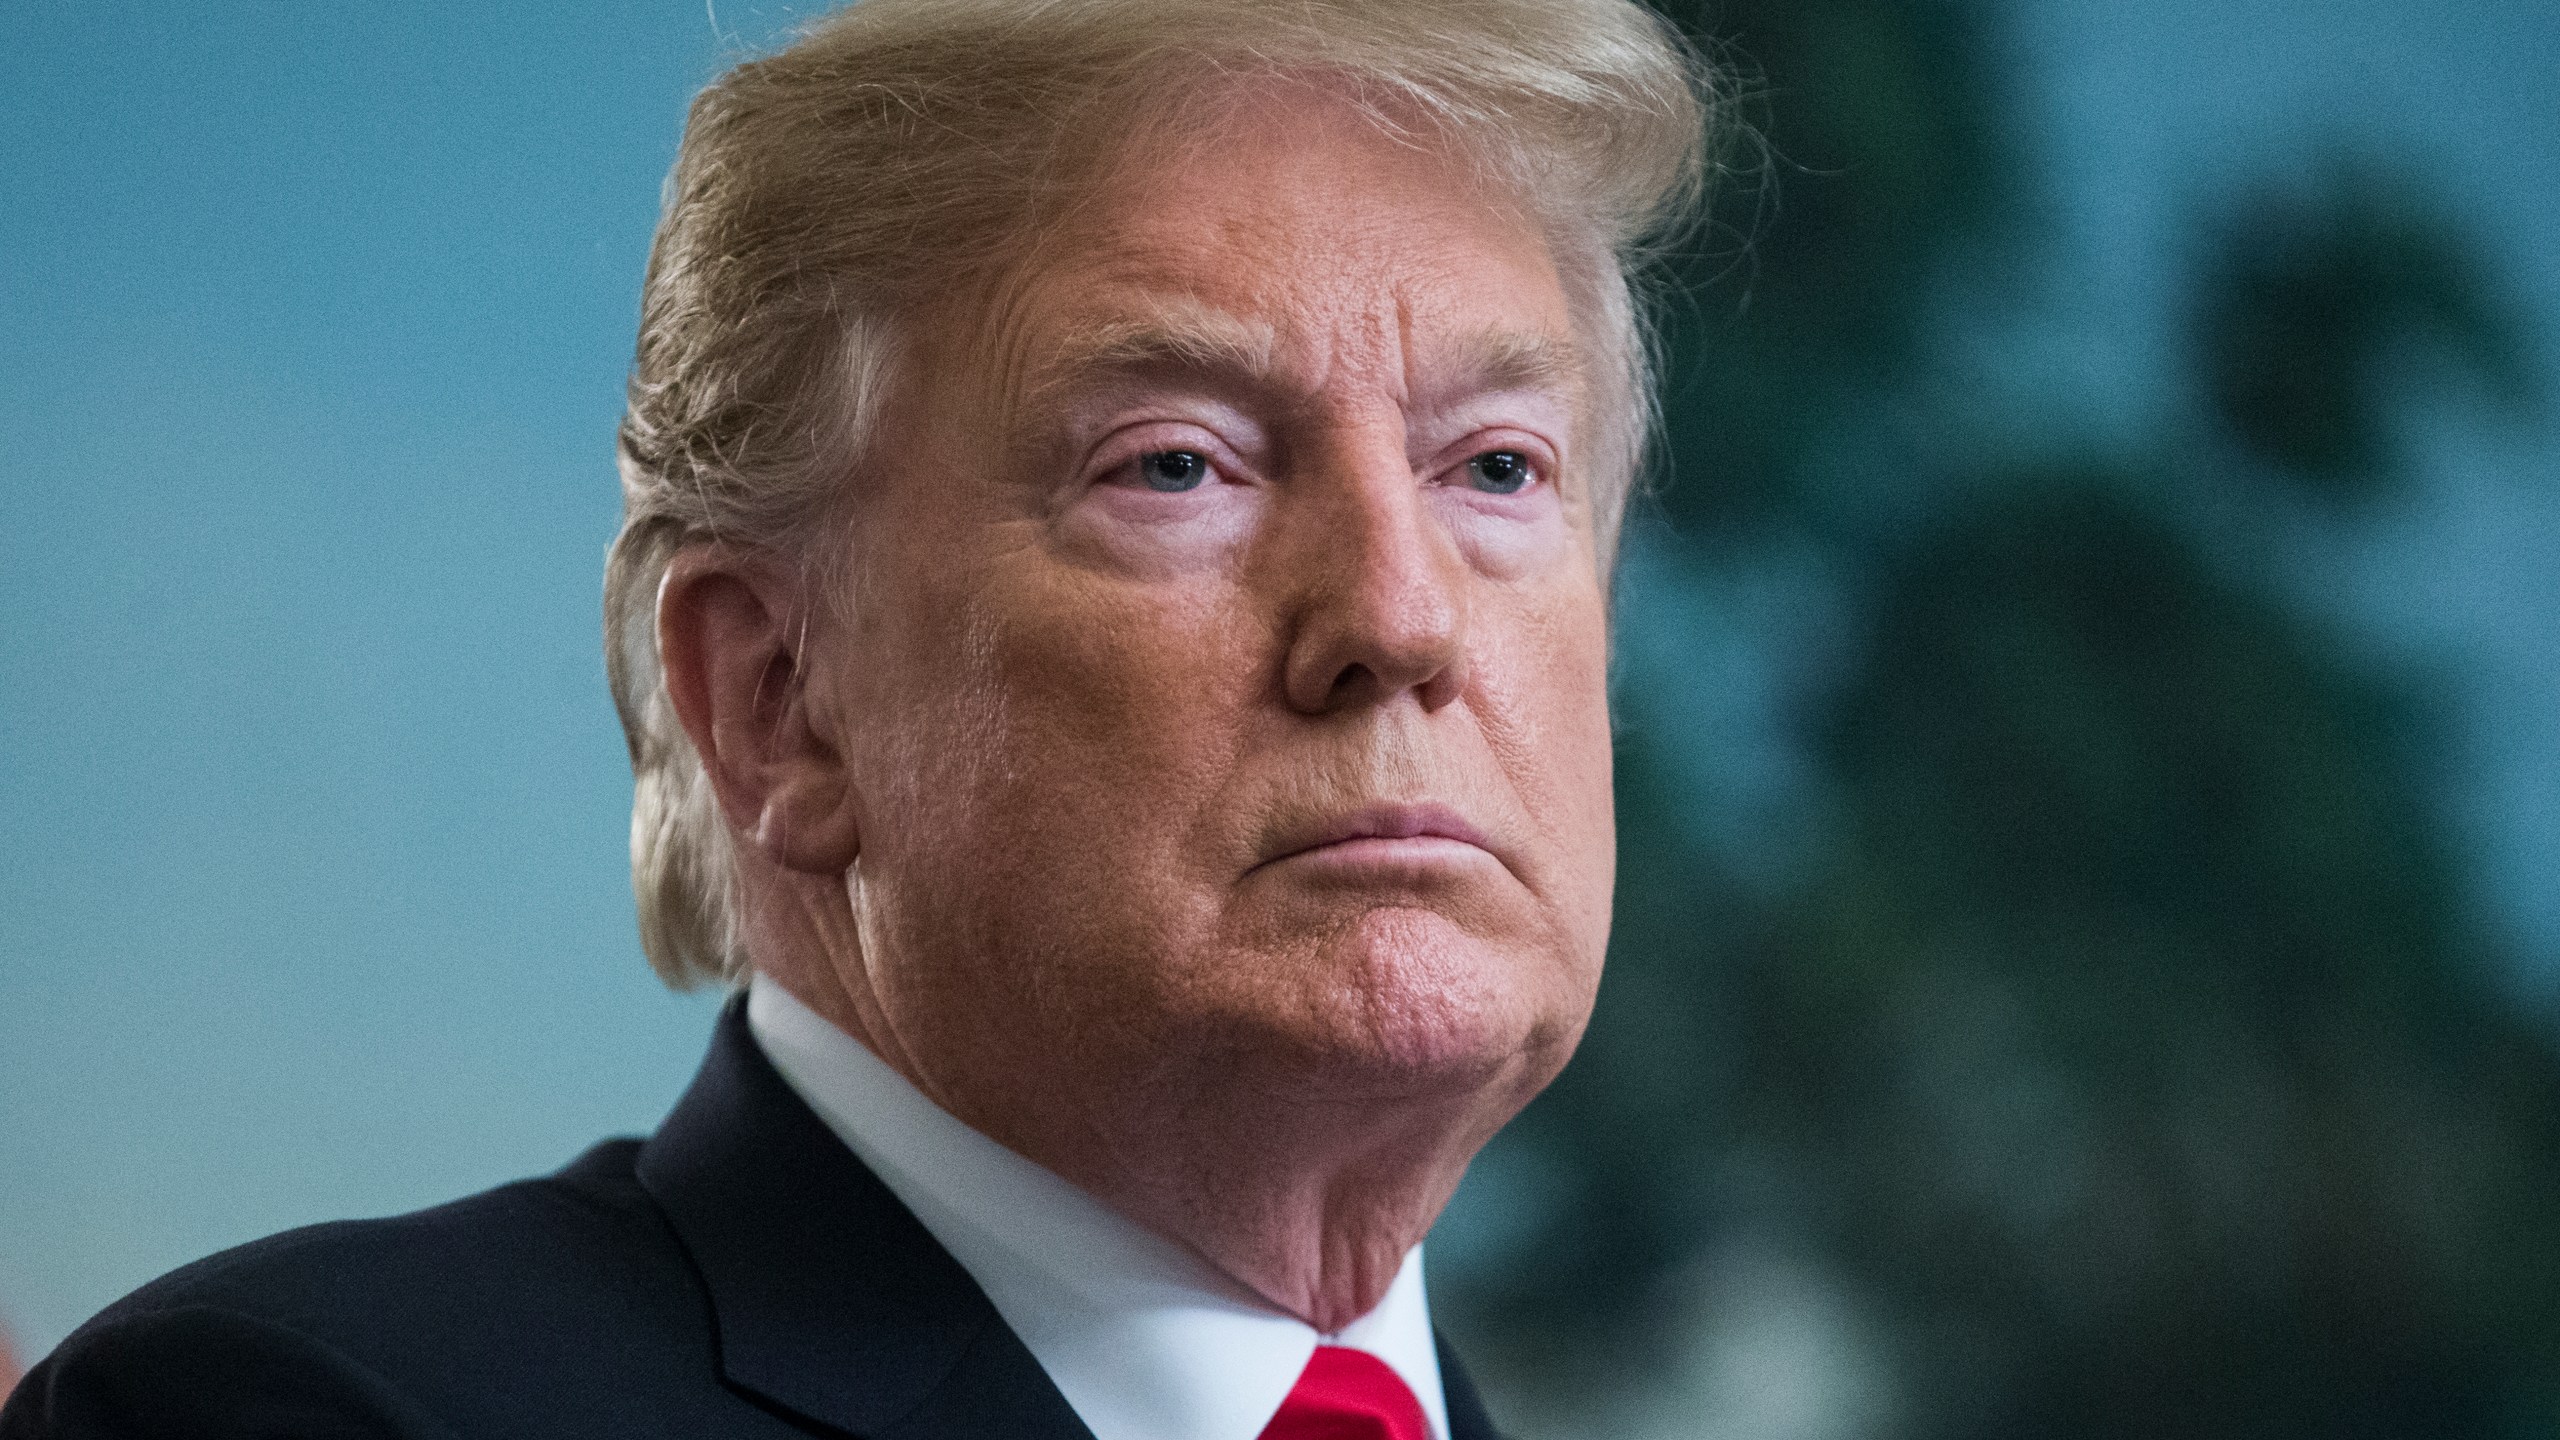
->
[1245,903,1588,1097]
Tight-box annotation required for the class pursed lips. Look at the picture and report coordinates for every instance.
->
[1250,802,1499,875]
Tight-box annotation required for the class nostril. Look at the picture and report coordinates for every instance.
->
[1327,662,1379,706]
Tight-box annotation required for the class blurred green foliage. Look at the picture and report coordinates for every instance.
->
[2196,162,2540,500]
[1434,1,2556,1436]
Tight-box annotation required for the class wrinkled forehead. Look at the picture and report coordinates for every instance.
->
[946,89,1586,429]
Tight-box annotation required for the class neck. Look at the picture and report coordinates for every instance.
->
[1061,1078,1503,1331]
[741,863,1532,1332]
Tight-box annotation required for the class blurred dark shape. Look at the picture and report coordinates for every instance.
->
[1783,478,2560,1436]
[2194,159,2539,504]
[1647,0,2015,537]
[1,1319,19,1406]
[1433,0,2557,1435]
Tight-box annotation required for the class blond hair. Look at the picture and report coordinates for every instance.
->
[607,0,1719,987]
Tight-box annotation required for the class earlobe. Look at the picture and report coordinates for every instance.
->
[656,549,864,876]
[753,767,865,876]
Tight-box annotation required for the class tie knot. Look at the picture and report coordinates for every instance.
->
[1258,1344,1432,1440]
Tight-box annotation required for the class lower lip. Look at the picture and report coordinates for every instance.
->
[1272,835,1493,874]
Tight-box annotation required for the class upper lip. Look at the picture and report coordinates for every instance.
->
[1253,803,1495,871]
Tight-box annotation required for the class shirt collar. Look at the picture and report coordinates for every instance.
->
[745,972,1451,1440]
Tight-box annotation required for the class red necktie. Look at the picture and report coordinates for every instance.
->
[1257,1344,1432,1440]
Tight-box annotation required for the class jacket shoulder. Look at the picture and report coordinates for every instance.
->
[93,1138,669,1331]
[1,1304,467,1440]
[0,1140,776,1439]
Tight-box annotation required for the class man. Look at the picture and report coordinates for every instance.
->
[1,1,1709,1435]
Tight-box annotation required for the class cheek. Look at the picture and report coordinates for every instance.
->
[959,562,1261,883]
[1484,581,1617,936]
[845,551,1264,1041]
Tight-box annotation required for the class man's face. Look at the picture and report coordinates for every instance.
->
[817,100,1615,1130]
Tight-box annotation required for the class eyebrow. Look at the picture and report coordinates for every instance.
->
[1425,327,1586,409]
[1017,300,1585,417]
[1019,302,1280,414]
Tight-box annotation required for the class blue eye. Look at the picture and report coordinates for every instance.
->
[1138,450,1208,492]
[1466,450,1532,494]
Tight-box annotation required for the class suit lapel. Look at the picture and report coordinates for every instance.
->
[636,998,1093,1438]
[1435,1332,1508,1440]
[638,999,1512,1440]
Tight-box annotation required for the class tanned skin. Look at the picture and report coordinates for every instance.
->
[658,90,1615,1334]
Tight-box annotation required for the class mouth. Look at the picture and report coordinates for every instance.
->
[1251,802,1498,875]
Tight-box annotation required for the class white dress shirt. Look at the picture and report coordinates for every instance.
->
[745,973,1453,1440]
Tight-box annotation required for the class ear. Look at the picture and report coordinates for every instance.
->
[655,547,863,875]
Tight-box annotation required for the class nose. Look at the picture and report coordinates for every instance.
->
[1278,437,1470,715]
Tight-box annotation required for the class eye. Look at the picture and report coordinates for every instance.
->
[1137,449,1209,492]
[1464,449,1534,495]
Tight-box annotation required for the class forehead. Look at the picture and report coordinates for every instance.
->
[975,97,1578,413]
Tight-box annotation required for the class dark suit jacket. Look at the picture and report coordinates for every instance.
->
[1,1002,1506,1438]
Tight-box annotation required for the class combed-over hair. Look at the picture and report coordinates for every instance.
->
[607,0,1721,987]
